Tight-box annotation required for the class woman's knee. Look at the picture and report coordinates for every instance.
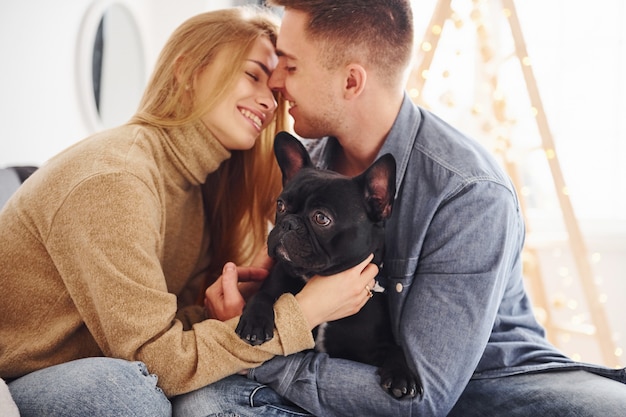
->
[9,357,171,417]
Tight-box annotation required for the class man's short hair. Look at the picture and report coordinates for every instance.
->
[268,0,414,87]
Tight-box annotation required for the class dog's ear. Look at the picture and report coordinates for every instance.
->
[356,154,396,222]
[274,132,314,185]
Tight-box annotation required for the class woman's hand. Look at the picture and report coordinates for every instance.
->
[295,254,379,330]
[204,246,274,321]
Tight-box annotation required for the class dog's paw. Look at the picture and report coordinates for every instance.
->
[377,352,423,400]
[378,366,422,399]
[235,313,275,346]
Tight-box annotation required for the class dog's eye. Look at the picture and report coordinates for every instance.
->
[313,211,331,226]
[276,199,286,213]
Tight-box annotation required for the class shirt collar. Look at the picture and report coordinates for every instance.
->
[377,93,421,198]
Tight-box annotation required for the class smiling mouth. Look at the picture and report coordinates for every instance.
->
[239,108,263,130]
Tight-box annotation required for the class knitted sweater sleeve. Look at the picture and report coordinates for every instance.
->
[45,173,314,397]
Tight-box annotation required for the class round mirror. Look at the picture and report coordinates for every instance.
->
[77,1,145,132]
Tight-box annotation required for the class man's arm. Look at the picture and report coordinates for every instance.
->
[251,181,524,416]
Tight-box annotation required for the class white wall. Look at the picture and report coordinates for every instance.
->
[5,1,623,224]
[0,0,233,167]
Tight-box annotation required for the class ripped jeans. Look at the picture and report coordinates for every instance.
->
[8,357,171,417]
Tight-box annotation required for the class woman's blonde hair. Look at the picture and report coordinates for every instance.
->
[130,7,288,292]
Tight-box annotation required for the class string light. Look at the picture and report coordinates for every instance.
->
[451,12,463,29]
[407,0,621,367]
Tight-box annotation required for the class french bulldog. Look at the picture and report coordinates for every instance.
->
[235,132,421,399]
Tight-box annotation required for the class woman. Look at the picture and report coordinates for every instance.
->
[0,7,377,416]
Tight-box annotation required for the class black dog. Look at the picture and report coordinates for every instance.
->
[236,132,421,399]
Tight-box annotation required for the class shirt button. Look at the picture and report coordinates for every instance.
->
[395,283,403,293]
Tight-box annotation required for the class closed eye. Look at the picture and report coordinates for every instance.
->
[277,55,296,74]
[246,71,259,82]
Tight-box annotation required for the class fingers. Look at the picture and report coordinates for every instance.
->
[360,253,375,267]
[236,266,269,282]
[358,255,379,305]
[234,266,269,301]
[364,283,374,299]
[204,262,246,321]
[204,262,269,321]
[357,254,379,285]
[295,253,381,328]
[353,280,375,313]
[221,262,245,310]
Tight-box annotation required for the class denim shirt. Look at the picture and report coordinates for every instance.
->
[251,94,626,416]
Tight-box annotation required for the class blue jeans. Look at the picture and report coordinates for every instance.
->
[172,375,311,417]
[173,365,626,417]
[448,369,626,417]
[8,357,171,417]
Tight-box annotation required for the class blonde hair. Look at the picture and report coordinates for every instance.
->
[130,7,288,291]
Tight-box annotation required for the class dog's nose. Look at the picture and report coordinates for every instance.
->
[282,217,300,231]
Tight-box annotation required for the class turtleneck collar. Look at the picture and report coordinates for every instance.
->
[161,120,231,185]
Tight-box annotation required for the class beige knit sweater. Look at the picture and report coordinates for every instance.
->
[0,121,313,397]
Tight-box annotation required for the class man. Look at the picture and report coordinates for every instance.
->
[187,1,626,416]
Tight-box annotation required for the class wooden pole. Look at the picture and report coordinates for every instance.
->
[501,0,618,366]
